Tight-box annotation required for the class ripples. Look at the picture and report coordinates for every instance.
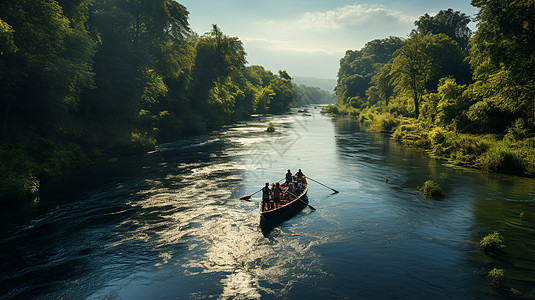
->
[2,110,534,299]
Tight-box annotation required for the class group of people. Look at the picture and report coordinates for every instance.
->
[262,169,307,211]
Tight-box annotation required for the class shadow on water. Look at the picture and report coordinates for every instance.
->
[1,111,533,299]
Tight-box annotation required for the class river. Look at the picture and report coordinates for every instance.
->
[1,107,534,299]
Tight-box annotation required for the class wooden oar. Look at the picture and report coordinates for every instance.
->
[240,188,262,201]
[240,177,285,201]
[287,191,316,211]
[307,176,339,194]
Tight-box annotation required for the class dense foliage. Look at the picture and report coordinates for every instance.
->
[329,3,534,176]
[0,0,299,201]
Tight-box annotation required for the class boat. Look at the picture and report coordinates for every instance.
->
[259,179,309,235]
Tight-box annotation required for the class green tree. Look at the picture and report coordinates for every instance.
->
[469,0,535,132]
[391,33,469,118]
[0,0,95,139]
[415,8,472,49]
[336,37,402,108]
[391,33,431,118]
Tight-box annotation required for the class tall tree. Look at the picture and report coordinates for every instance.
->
[0,0,95,139]
[391,33,431,118]
[469,0,535,131]
[415,8,472,49]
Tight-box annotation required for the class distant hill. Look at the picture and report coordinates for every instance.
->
[293,76,337,93]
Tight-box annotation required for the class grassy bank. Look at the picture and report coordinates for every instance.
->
[324,105,535,177]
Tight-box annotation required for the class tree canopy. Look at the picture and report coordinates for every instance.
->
[0,0,298,201]
[335,5,533,134]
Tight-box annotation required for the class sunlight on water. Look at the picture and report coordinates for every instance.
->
[1,108,533,299]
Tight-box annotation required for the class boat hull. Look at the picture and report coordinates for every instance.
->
[259,188,308,235]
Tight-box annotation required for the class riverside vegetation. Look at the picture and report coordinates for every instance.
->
[325,4,534,177]
[0,0,332,202]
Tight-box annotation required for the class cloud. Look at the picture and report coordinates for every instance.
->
[249,4,415,54]
[238,4,417,78]
[294,4,415,31]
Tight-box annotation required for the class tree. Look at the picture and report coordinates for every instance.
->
[189,25,247,124]
[415,8,472,49]
[391,33,431,118]
[469,0,535,131]
[335,37,402,108]
[391,33,470,118]
[0,0,95,139]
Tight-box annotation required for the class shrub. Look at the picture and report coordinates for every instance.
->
[429,127,446,145]
[476,143,525,175]
[374,114,399,133]
[131,131,156,153]
[419,180,445,199]
[486,268,505,286]
[479,231,505,252]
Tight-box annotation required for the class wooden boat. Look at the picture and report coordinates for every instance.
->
[259,180,309,234]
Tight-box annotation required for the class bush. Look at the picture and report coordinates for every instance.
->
[476,143,525,175]
[419,180,445,199]
[0,170,39,201]
[131,131,156,153]
[479,231,505,252]
[374,114,399,133]
[487,268,505,286]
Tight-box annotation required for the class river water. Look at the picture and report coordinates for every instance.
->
[1,108,534,299]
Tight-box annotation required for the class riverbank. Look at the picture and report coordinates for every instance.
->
[323,105,535,177]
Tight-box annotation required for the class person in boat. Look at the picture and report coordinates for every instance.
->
[262,183,270,211]
[273,182,282,209]
[288,179,295,195]
[285,169,293,183]
[295,169,304,178]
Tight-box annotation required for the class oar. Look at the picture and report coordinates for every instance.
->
[287,191,316,211]
[240,177,285,201]
[240,188,262,201]
[307,176,339,194]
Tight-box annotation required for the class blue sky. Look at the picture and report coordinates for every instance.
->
[179,0,478,79]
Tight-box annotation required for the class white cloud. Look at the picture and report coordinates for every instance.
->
[249,4,415,55]
[295,4,415,31]
[238,4,417,78]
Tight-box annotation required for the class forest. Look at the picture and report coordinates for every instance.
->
[0,0,329,201]
[327,2,534,177]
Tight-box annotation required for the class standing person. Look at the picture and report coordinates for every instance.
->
[262,183,270,211]
[285,169,293,183]
[273,183,282,209]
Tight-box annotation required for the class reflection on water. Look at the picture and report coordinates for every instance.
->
[0,110,533,299]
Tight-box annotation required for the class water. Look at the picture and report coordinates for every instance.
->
[1,108,534,299]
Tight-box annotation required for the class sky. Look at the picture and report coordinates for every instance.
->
[179,0,479,79]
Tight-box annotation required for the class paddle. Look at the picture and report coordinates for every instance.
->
[240,178,284,201]
[287,191,316,211]
[307,176,339,194]
[240,188,262,201]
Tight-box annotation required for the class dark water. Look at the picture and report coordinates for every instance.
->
[1,108,534,299]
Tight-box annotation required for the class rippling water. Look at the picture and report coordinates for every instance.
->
[1,108,534,299]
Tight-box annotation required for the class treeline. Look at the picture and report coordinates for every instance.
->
[0,0,296,201]
[328,3,534,176]
[294,85,334,106]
